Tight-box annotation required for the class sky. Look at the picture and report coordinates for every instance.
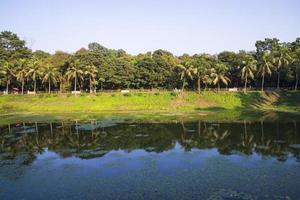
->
[0,0,300,55]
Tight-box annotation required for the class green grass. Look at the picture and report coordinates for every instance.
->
[0,91,299,116]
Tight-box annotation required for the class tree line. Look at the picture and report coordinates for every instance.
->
[0,31,300,94]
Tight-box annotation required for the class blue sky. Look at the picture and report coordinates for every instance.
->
[0,0,299,55]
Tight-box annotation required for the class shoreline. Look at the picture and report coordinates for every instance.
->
[0,91,299,124]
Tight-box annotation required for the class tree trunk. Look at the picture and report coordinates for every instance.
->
[244,75,247,93]
[217,82,220,92]
[90,76,92,94]
[181,78,186,93]
[74,75,77,96]
[34,79,36,95]
[261,74,265,91]
[277,71,280,89]
[60,76,63,94]
[295,73,299,91]
[21,80,24,95]
[197,77,201,94]
[48,79,51,94]
[6,79,9,94]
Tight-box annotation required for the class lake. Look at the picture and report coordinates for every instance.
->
[0,118,300,199]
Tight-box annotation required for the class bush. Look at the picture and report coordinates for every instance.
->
[170,92,177,97]
[123,93,132,97]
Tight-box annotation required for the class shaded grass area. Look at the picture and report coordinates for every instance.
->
[1,110,300,126]
[0,91,299,119]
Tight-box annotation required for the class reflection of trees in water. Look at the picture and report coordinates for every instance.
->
[0,120,300,165]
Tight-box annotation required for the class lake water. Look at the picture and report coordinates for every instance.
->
[0,119,300,199]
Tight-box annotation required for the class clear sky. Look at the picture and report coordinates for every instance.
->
[0,0,299,55]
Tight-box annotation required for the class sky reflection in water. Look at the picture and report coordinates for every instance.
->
[0,120,300,199]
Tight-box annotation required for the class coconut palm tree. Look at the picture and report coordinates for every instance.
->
[16,58,28,94]
[291,48,300,90]
[194,55,212,93]
[274,46,291,89]
[42,63,59,94]
[212,63,230,92]
[240,55,257,93]
[0,61,15,94]
[26,58,42,94]
[177,58,197,93]
[65,59,84,96]
[258,52,273,91]
[98,77,105,91]
[84,65,98,93]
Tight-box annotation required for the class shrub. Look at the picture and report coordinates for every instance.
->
[123,93,132,97]
[170,92,177,97]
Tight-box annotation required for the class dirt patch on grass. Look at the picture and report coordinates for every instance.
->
[196,98,217,107]
[171,94,217,109]
[170,94,187,108]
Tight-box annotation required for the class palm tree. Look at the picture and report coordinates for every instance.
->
[178,58,197,93]
[240,55,257,93]
[98,77,105,91]
[26,58,42,94]
[292,50,300,91]
[0,61,15,94]
[66,59,84,96]
[212,63,230,92]
[16,58,28,94]
[194,55,212,93]
[42,63,59,94]
[274,47,291,89]
[84,65,98,93]
[258,52,273,91]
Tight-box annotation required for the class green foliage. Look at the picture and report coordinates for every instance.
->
[0,31,31,62]
[170,92,177,96]
[0,31,300,94]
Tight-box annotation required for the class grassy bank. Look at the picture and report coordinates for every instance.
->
[0,91,299,114]
[0,91,300,125]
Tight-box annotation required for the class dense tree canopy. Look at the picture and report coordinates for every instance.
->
[0,31,300,93]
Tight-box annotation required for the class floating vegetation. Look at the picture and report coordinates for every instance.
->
[207,189,254,200]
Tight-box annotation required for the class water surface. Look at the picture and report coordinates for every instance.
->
[0,119,300,199]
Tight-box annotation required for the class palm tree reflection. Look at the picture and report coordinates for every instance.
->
[0,120,299,165]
